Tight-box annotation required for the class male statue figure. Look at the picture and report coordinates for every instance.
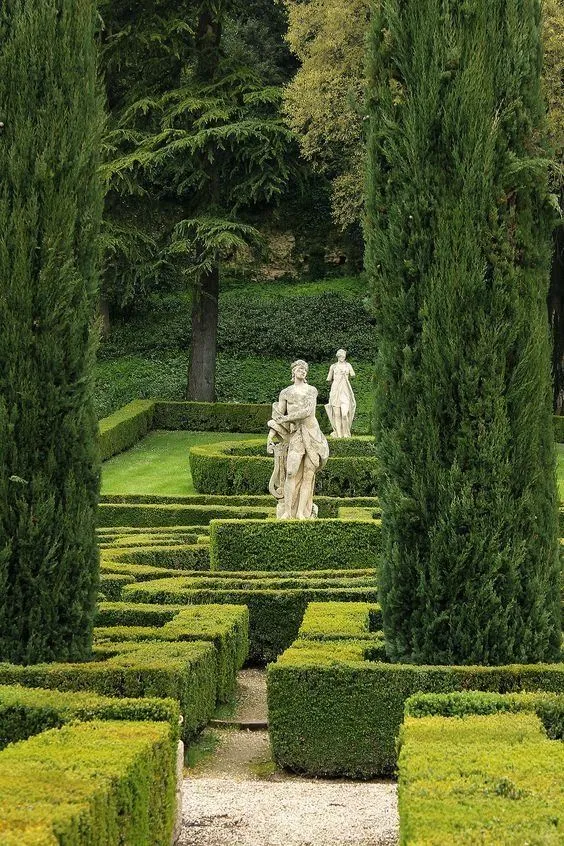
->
[267,359,329,519]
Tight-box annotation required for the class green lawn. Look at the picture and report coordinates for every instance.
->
[102,432,564,499]
[101,431,257,496]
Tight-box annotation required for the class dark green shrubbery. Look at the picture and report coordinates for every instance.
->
[0,0,104,664]
[209,518,382,571]
[366,0,561,665]
[121,573,379,663]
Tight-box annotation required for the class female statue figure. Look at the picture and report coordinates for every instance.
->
[325,349,356,438]
[267,359,329,519]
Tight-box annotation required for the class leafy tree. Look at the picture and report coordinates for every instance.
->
[366,0,561,665]
[106,1,298,400]
[0,0,103,663]
[283,0,370,230]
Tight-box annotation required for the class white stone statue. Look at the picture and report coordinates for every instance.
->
[267,359,329,519]
[325,349,356,438]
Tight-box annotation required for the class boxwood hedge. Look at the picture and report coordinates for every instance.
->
[0,720,176,846]
[398,711,564,844]
[209,518,382,571]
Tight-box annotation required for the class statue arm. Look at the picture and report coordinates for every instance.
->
[281,390,316,422]
[326,364,334,382]
[349,364,356,378]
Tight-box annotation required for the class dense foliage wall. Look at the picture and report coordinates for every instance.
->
[366,0,561,665]
[0,0,103,663]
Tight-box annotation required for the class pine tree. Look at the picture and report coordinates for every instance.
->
[0,0,103,663]
[366,0,561,664]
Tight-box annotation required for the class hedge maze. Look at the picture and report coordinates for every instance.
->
[3,401,561,842]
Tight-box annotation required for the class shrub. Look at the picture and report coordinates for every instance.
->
[0,720,176,845]
[122,574,379,663]
[103,543,211,570]
[97,502,273,527]
[555,415,564,444]
[267,632,564,776]
[298,601,382,641]
[153,400,272,433]
[99,399,155,460]
[94,604,249,702]
[0,639,217,739]
[398,712,564,844]
[189,438,379,496]
[404,690,564,740]
[209,518,382,571]
[0,683,180,749]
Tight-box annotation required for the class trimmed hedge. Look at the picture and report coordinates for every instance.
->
[103,543,211,570]
[94,604,249,702]
[189,438,380,497]
[267,636,564,777]
[398,712,564,845]
[298,602,383,641]
[0,683,180,750]
[404,690,564,740]
[122,575,379,663]
[98,493,381,518]
[0,639,216,740]
[209,518,382,571]
[97,502,273,527]
[99,399,155,461]
[152,400,272,433]
[0,720,176,845]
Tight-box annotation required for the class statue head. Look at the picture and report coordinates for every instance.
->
[291,359,309,382]
[336,349,347,362]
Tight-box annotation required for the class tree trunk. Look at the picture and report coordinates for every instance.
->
[548,215,564,413]
[187,265,219,401]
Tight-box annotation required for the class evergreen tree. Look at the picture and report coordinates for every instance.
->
[366,0,561,664]
[0,0,103,663]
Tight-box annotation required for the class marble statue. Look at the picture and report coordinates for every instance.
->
[325,349,356,438]
[267,359,329,519]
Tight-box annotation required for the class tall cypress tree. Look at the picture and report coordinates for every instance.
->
[0,0,103,664]
[366,0,561,665]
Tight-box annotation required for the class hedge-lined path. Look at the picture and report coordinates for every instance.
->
[179,670,398,846]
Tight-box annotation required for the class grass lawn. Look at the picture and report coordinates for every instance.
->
[101,431,258,496]
[102,432,564,500]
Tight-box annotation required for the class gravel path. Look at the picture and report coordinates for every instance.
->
[179,671,398,846]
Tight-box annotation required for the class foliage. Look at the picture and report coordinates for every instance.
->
[267,629,564,777]
[283,0,370,229]
[0,720,177,846]
[98,502,272,527]
[0,0,103,663]
[99,399,155,460]
[398,712,564,844]
[366,0,561,665]
[122,573,379,663]
[209,518,382,571]
[0,638,217,739]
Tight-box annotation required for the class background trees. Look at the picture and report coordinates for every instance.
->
[366,0,561,665]
[0,0,103,663]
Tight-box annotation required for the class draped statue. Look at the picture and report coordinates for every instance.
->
[267,360,329,519]
[325,349,356,438]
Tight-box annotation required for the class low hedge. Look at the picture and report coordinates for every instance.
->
[100,572,137,601]
[404,690,564,740]
[0,639,216,740]
[189,438,380,497]
[0,684,180,750]
[209,518,382,571]
[298,601,382,641]
[101,560,208,583]
[0,719,176,845]
[98,493,381,517]
[122,575,378,663]
[97,502,273,527]
[398,712,564,845]
[102,543,211,570]
[100,531,200,548]
[94,604,249,703]
[99,399,155,461]
[152,400,272,432]
[267,636,564,777]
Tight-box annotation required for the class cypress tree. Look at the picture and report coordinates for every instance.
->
[366,0,561,664]
[0,0,103,663]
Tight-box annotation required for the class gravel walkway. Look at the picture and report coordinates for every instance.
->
[179,671,398,846]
